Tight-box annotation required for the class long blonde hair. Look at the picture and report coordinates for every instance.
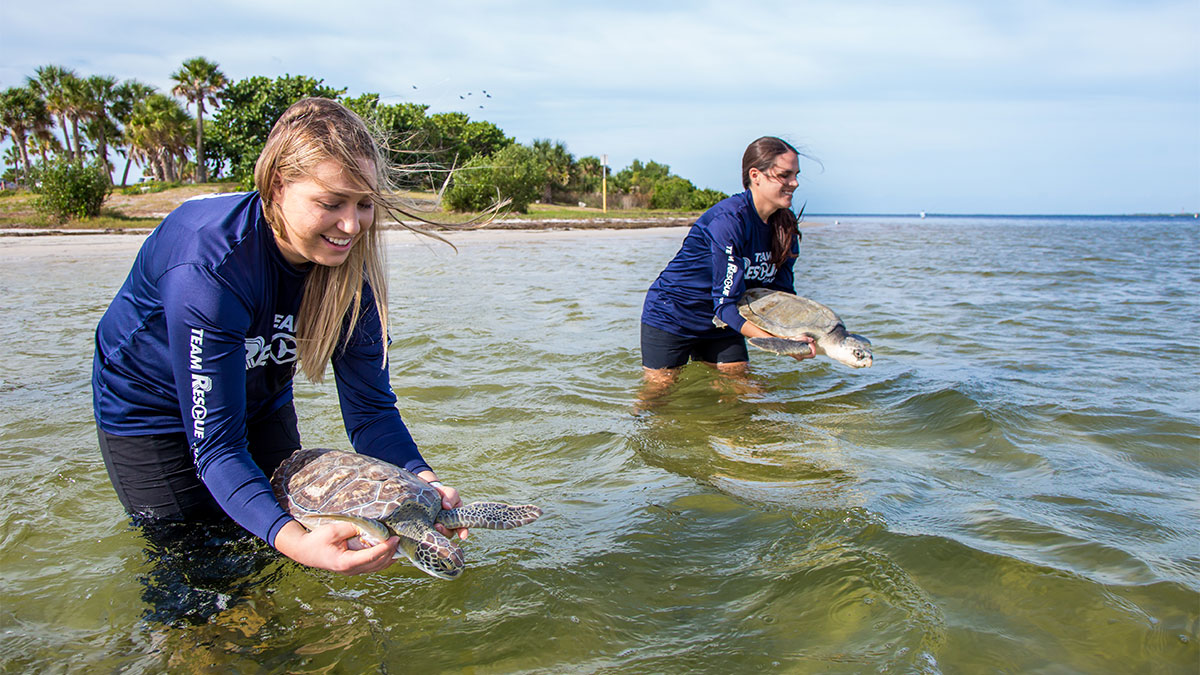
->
[254,97,425,381]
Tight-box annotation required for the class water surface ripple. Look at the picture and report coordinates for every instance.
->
[0,215,1196,673]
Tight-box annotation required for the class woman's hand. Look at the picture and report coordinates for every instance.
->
[417,471,470,541]
[739,319,816,360]
[787,335,817,361]
[273,519,399,575]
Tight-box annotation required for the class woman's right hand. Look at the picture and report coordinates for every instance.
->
[273,519,399,575]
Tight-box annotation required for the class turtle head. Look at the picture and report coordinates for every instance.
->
[398,530,466,580]
[828,334,873,368]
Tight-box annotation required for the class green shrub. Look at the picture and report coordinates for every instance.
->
[649,176,696,210]
[34,161,109,223]
[689,188,727,211]
[445,144,542,213]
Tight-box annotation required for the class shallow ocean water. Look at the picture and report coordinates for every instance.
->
[0,215,1196,673]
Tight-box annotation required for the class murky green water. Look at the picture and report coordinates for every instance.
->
[1,216,1197,673]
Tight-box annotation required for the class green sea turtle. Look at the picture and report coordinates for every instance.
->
[715,288,873,368]
[271,448,542,580]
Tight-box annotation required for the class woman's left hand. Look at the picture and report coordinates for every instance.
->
[740,319,816,360]
[417,471,470,541]
[788,335,817,361]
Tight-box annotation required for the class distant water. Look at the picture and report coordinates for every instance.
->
[0,215,1196,673]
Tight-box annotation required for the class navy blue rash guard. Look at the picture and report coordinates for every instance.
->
[642,190,799,338]
[93,191,429,546]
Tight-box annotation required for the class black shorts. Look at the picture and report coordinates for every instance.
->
[640,322,749,369]
[98,402,302,523]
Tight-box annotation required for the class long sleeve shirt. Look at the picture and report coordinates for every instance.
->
[93,191,428,545]
[642,190,798,338]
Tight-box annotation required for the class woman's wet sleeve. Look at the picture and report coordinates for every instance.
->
[160,264,293,545]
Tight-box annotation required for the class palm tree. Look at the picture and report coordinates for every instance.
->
[171,57,227,183]
[83,75,120,181]
[0,86,52,183]
[61,73,91,164]
[126,93,192,182]
[111,80,155,187]
[2,144,20,182]
[30,127,63,166]
[572,155,604,194]
[27,64,74,160]
[531,139,574,205]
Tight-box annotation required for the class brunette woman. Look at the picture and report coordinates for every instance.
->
[640,136,814,389]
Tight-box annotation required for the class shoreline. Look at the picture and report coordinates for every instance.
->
[0,224,700,260]
[0,216,831,259]
[0,215,699,238]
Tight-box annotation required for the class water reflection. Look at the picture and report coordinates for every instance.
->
[631,366,866,509]
[133,517,280,627]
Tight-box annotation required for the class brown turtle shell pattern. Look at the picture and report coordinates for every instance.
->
[271,448,441,525]
[738,287,842,339]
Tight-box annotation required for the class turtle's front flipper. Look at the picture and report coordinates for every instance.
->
[438,503,542,530]
[390,518,466,580]
[303,514,392,550]
[748,337,816,356]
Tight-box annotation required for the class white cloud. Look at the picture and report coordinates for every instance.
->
[1,0,1196,212]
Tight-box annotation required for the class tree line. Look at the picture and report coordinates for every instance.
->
[0,58,727,214]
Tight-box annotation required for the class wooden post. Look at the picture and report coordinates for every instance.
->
[601,154,607,213]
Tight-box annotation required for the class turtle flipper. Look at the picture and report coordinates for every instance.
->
[302,514,391,549]
[748,337,816,356]
[437,502,542,530]
[390,517,466,580]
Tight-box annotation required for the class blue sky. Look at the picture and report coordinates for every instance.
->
[2,0,1197,214]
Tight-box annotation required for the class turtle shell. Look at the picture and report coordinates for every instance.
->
[271,448,440,525]
[737,287,842,338]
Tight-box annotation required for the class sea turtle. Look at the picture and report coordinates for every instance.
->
[271,448,542,580]
[715,287,873,368]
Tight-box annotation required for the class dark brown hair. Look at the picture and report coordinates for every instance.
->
[742,136,802,266]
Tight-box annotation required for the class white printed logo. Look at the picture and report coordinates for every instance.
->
[722,261,738,296]
[245,314,298,370]
[742,252,777,282]
[270,332,297,364]
[191,373,211,439]
[245,336,269,369]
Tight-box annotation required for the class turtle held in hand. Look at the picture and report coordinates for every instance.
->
[271,448,542,580]
[715,287,873,368]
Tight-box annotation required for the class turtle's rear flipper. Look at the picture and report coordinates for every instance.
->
[438,503,542,530]
[748,337,815,356]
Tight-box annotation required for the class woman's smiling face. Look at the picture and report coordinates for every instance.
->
[751,151,800,218]
[272,158,376,267]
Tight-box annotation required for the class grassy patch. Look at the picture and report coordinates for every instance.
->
[505,203,702,220]
[116,181,185,196]
[1,184,700,230]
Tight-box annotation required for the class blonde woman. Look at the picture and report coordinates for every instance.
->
[93,98,462,576]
